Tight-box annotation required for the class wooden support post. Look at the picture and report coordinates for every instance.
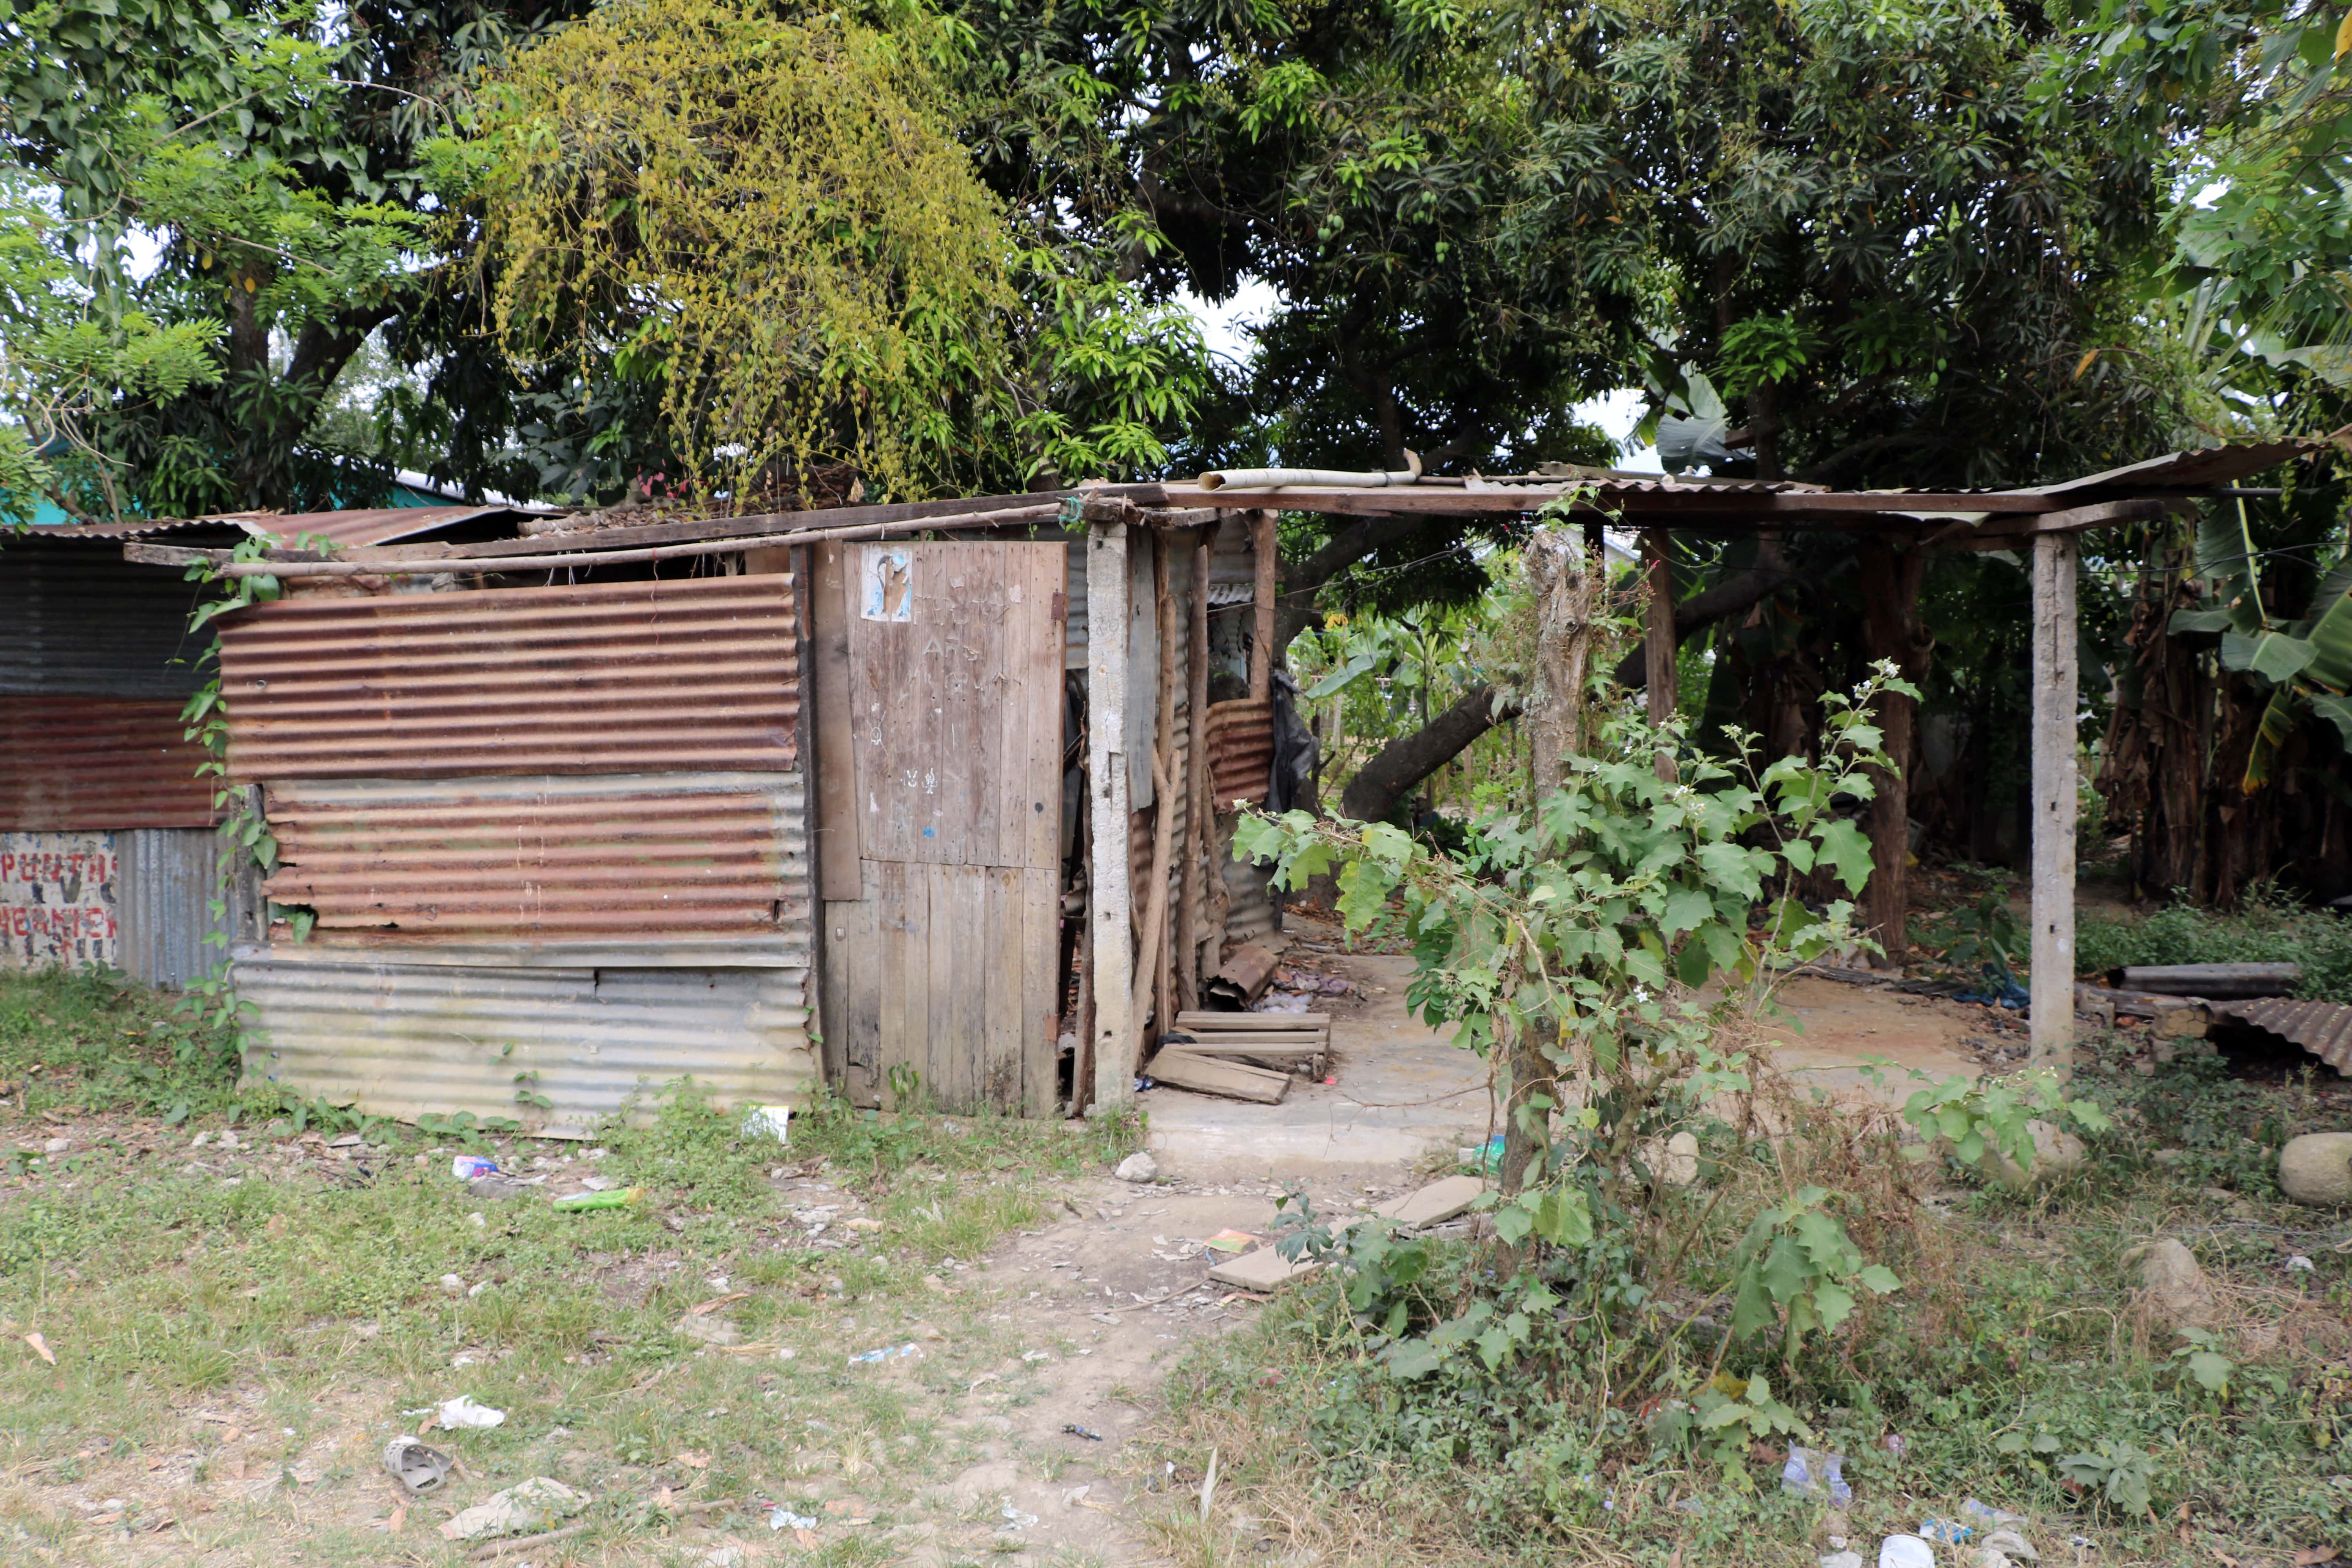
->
[1086,523,1135,1113]
[1132,530,1179,1067]
[1250,509,1277,703]
[1642,528,1678,783]
[1179,519,1218,1010]
[809,543,859,901]
[2030,531,2079,1073]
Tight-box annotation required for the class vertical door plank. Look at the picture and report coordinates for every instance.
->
[1019,864,1059,1114]
[813,543,860,901]
[978,865,1022,1110]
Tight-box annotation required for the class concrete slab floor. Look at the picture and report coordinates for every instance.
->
[1143,937,2000,1178]
[1143,942,1495,1180]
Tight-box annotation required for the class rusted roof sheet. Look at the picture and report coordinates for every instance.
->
[2030,441,2323,496]
[234,956,815,1137]
[217,575,800,780]
[0,696,215,829]
[262,773,806,942]
[1205,699,1274,810]
[38,504,530,547]
[2216,996,2352,1075]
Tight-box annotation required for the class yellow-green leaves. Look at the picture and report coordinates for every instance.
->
[474,0,1015,501]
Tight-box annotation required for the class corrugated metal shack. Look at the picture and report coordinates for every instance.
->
[0,506,529,985]
[74,448,2295,1123]
[103,490,1287,1129]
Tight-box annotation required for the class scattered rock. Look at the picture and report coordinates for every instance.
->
[1208,1244,1316,1292]
[675,1315,744,1347]
[1983,1529,2039,1561]
[437,1477,587,1542]
[42,1137,68,1154]
[1991,1120,2086,1189]
[1658,1131,1701,1188]
[703,1548,744,1568]
[2123,1236,2217,1330]
[949,1459,1019,1507]
[1372,1174,1487,1228]
[1823,1554,1864,1568]
[2279,1132,2352,1206]
[468,1175,532,1202]
[1113,1151,1158,1184]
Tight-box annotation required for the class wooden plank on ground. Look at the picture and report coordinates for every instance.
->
[1163,1033,1324,1051]
[1175,1011,1330,1029]
[1150,1049,1289,1104]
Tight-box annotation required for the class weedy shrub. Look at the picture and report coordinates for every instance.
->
[1195,670,2321,1561]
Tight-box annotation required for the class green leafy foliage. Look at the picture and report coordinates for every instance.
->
[1862,1060,2112,1176]
[1727,1186,1902,1358]
[0,0,479,519]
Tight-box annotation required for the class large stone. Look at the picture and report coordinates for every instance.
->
[2123,1237,2216,1330]
[1112,1151,1158,1184]
[2279,1133,2352,1206]
[1992,1120,2087,1190]
[1372,1174,1487,1228]
[438,1477,588,1541]
[1207,1244,1317,1292]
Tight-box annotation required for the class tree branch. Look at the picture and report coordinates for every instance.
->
[1339,682,1520,824]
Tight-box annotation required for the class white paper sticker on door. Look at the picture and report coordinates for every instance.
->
[860,547,913,621]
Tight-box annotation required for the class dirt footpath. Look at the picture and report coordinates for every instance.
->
[933,1171,1412,1565]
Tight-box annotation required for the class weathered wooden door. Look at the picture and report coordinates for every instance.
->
[814,541,1066,1112]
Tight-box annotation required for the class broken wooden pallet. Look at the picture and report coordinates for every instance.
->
[1149,1049,1290,1104]
[1170,1011,1328,1074]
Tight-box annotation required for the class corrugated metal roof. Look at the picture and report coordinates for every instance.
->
[262,772,809,944]
[0,539,216,699]
[2216,996,2352,1075]
[2031,441,2321,496]
[234,958,815,1136]
[218,575,800,779]
[35,504,530,547]
[0,696,215,829]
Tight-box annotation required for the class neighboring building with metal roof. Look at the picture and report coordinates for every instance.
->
[0,503,544,987]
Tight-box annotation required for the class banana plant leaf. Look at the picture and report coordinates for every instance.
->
[2244,684,2301,791]
[2191,504,2269,635]
[2222,629,2318,682]
[2293,579,2352,693]
[2169,607,2237,636]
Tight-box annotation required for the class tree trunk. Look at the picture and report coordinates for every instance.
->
[1855,535,1931,964]
[1339,683,1519,823]
[1612,552,1793,689]
[1523,526,1595,801]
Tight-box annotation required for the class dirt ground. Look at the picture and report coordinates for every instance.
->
[0,918,2059,1566]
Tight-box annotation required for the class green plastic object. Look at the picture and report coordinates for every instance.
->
[552,1186,645,1212]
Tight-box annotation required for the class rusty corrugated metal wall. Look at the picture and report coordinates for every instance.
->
[0,696,217,829]
[220,573,817,1134]
[0,539,218,840]
[220,577,799,779]
[1205,699,1274,810]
